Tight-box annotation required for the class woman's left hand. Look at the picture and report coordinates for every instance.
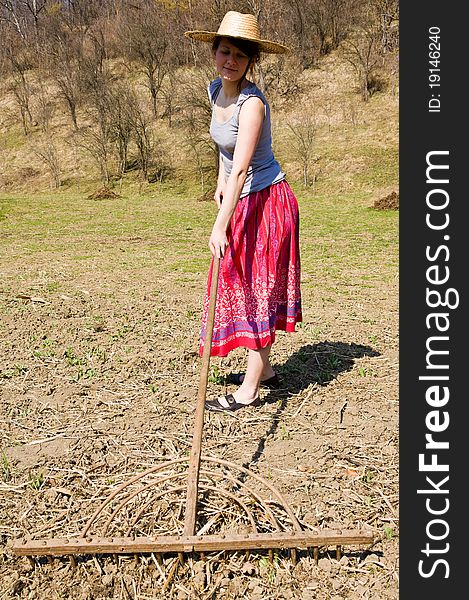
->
[209,225,228,258]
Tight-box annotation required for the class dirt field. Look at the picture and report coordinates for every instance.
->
[0,180,398,600]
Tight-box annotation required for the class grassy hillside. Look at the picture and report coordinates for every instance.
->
[0,50,398,202]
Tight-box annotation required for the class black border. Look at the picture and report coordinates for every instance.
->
[400,3,465,596]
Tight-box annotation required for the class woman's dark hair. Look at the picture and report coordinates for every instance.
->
[212,36,261,91]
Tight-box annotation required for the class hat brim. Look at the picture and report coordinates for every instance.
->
[184,31,290,54]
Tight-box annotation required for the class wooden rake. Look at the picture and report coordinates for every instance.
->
[12,256,373,562]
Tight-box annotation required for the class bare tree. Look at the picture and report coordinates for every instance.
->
[301,0,360,56]
[0,0,47,40]
[34,137,61,188]
[86,23,107,77]
[184,0,199,67]
[130,100,153,181]
[75,126,113,185]
[254,52,302,101]
[24,0,48,36]
[77,67,116,184]
[40,17,85,129]
[116,2,171,118]
[58,0,109,32]
[287,115,318,188]
[5,39,35,134]
[73,78,138,182]
[177,66,218,188]
[159,71,179,128]
[340,26,382,101]
[184,110,213,193]
[9,74,33,133]
[110,83,137,177]
[0,1,28,39]
[368,0,399,54]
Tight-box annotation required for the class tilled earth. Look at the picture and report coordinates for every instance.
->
[1,225,398,599]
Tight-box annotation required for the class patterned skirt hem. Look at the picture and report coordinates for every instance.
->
[199,313,302,357]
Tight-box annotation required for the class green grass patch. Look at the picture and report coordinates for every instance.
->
[354,146,399,188]
[0,176,397,293]
[296,189,398,286]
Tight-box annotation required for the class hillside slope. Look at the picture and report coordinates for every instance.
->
[0,50,398,202]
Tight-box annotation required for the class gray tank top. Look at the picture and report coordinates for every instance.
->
[208,78,285,198]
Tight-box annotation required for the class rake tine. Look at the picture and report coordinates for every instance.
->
[93,555,103,575]
[162,558,179,593]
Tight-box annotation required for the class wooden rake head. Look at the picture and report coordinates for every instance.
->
[11,256,374,561]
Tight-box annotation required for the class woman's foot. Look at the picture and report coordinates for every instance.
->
[227,371,280,389]
[210,346,273,412]
[206,393,261,412]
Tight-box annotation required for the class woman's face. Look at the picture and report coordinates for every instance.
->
[213,38,250,84]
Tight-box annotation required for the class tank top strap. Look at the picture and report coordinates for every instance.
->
[238,82,265,104]
[207,78,223,107]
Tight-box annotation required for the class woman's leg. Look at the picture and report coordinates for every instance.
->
[232,346,274,404]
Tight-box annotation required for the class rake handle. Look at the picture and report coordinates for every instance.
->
[183,255,220,536]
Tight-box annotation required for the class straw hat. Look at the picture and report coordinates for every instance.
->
[184,11,290,54]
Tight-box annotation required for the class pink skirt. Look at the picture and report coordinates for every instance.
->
[199,179,302,357]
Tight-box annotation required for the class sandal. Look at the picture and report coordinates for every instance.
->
[227,372,281,390]
[205,394,262,413]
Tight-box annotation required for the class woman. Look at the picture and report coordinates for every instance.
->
[185,11,302,412]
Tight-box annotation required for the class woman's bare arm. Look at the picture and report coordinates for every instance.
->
[209,96,265,258]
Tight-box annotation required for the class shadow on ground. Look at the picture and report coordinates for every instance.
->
[243,340,380,470]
